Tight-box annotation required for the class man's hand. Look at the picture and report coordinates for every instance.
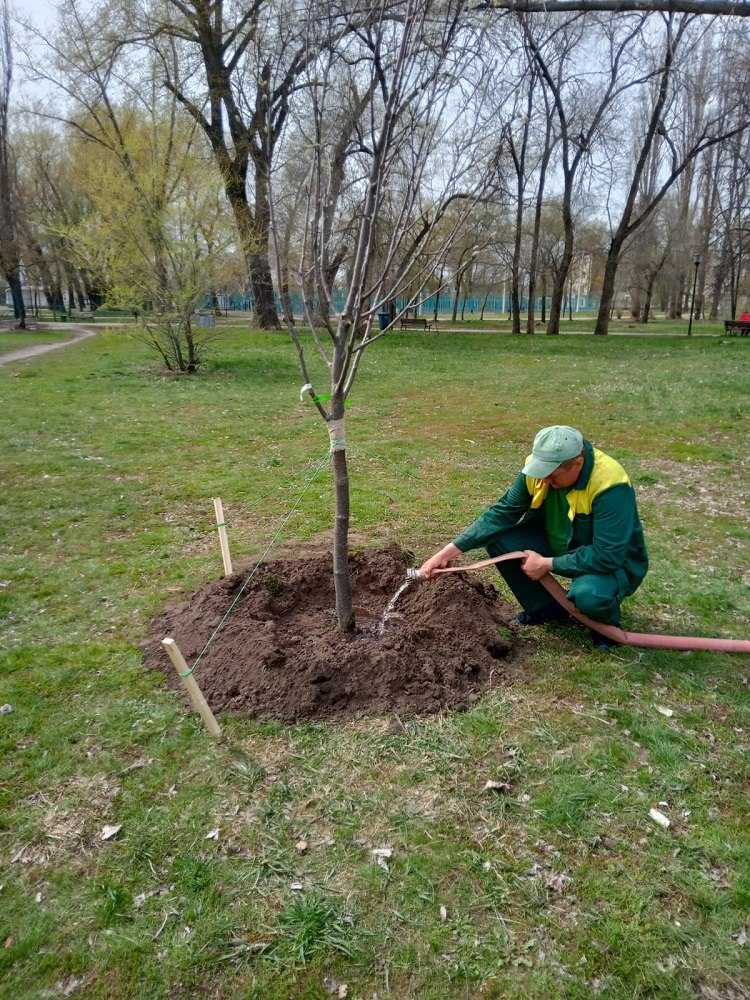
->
[522,550,553,581]
[419,542,462,579]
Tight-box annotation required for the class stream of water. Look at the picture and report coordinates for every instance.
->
[378,577,417,635]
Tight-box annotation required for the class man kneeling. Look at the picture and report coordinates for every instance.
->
[418,425,648,648]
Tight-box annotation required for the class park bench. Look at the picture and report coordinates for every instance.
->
[398,316,436,331]
[724,320,750,337]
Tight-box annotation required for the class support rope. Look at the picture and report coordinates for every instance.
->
[190,453,330,674]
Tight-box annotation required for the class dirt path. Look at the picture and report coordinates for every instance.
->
[0,324,97,366]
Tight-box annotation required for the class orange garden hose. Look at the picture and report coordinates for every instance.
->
[430,552,750,653]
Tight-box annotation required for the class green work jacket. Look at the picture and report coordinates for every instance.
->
[452,440,648,593]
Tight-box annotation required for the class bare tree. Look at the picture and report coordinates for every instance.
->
[523,12,652,334]
[0,0,25,327]
[525,77,556,333]
[127,0,378,330]
[501,59,536,334]
[594,15,750,332]
[482,2,750,16]
[270,0,495,631]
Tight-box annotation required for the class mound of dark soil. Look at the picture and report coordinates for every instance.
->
[142,545,518,721]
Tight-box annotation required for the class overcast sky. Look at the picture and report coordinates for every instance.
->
[16,0,57,28]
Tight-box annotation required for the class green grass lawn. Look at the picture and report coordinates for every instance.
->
[0,328,69,354]
[1,326,749,998]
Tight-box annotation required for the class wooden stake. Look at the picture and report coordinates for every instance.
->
[162,637,221,738]
[213,497,233,576]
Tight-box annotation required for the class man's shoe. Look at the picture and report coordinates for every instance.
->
[516,602,570,626]
[589,629,616,651]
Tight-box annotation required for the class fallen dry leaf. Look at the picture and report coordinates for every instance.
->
[100,824,122,841]
[655,705,674,718]
[205,828,219,841]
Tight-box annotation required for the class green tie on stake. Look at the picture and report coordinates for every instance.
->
[161,637,222,738]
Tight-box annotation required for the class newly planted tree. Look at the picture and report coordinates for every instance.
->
[270,0,498,631]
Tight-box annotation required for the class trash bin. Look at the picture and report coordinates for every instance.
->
[378,312,391,331]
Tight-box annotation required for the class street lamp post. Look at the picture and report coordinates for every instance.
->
[687,254,701,337]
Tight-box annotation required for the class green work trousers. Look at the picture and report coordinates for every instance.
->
[485,524,626,626]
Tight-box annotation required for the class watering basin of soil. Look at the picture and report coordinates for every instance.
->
[142,545,518,721]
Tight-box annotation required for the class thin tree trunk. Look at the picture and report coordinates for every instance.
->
[595,239,625,334]
[710,236,729,318]
[330,387,353,632]
[526,121,553,335]
[547,198,573,334]
[546,257,569,335]
[451,273,461,322]
[510,178,523,333]
[642,280,653,322]
[433,263,445,323]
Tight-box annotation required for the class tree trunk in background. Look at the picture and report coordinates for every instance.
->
[567,273,574,321]
[642,280,653,322]
[278,208,295,325]
[710,237,729,318]
[527,116,553,335]
[596,244,623,334]
[510,168,524,334]
[6,267,25,325]
[250,160,280,329]
[510,262,521,333]
[546,199,573,335]
[433,263,445,323]
[451,267,462,322]
[695,147,718,319]
[630,282,642,320]
[225,169,280,331]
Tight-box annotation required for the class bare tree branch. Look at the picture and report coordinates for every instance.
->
[480,1,750,16]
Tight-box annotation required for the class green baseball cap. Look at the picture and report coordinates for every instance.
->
[521,425,584,478]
